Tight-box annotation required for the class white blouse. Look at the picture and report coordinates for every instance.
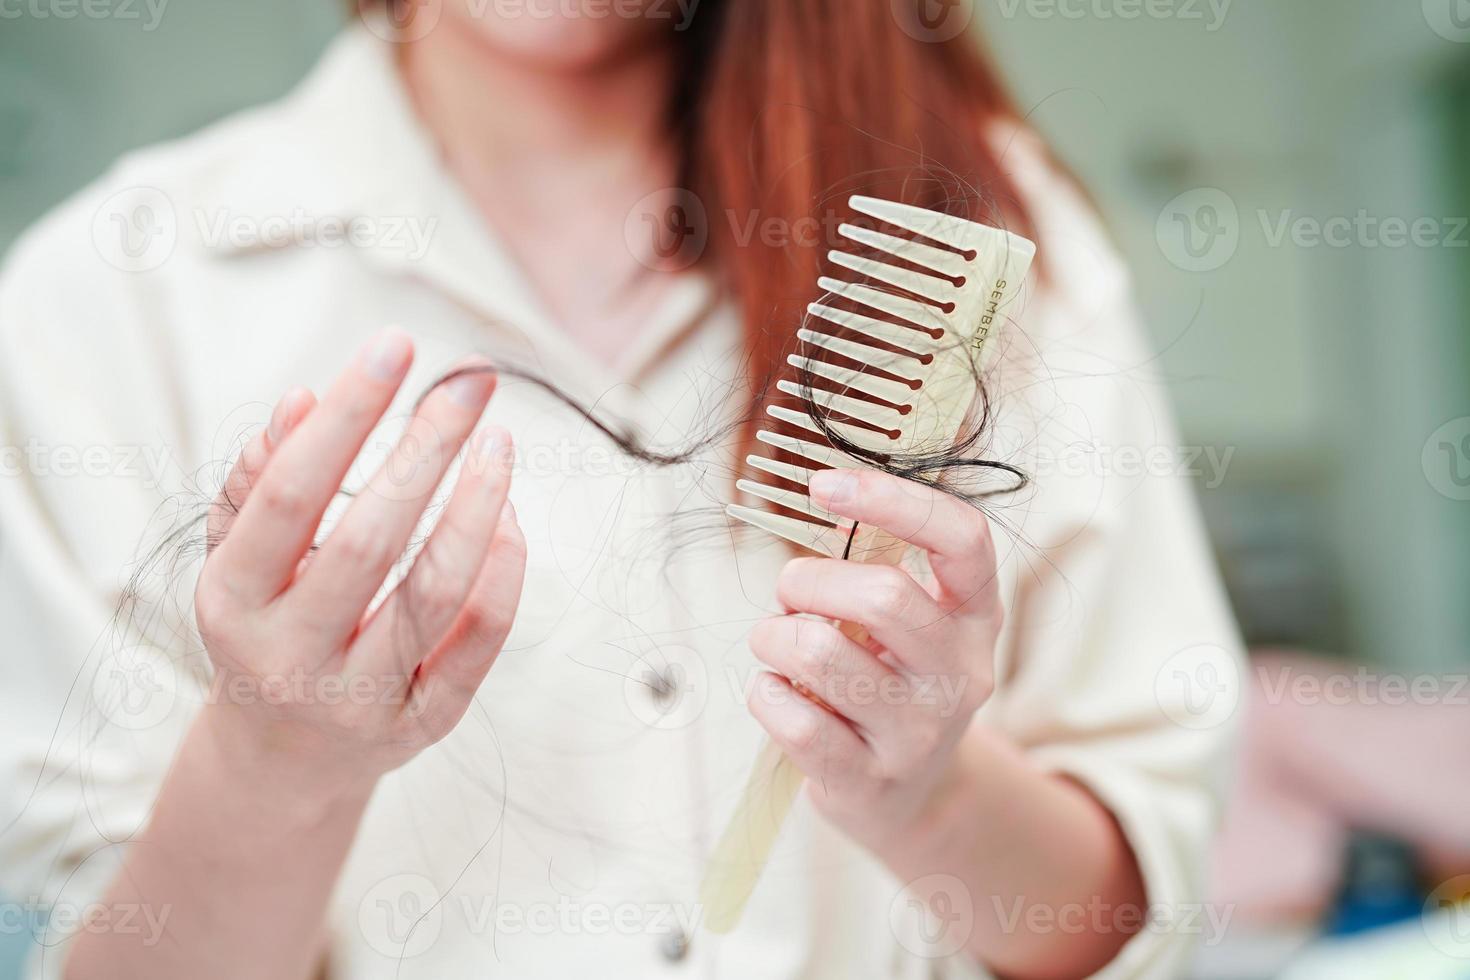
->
[0,23,1242,980]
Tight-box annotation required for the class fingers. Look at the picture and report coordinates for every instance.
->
[808,468,1000,613]
[776,557,952,673]
[746,672,874,796]
[207,388,316,552]
[351,426,515,676]
[213,329,416,604]
[748,615,906,738]
[409,499,527,732]
[290,359,498,643]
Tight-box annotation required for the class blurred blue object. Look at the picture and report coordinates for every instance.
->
[1327,835,1428,937]
[0,902,28,980]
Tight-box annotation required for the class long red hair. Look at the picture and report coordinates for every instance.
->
[367,0,1038,448]
[674,1,1035,404]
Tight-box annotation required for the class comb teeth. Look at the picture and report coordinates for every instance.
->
[755,428,862,470]
[817,278,948,336]
[828,250,952,303]
[785,354,916,407]
[795,327,921,374]
[850,196,990,253]
[838,223,969,280]
[805,302,942,357]
[730,196,1036,558]
[774,380,901,434]
[765,403,893,455]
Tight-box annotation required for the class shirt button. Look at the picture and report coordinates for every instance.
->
[660,926,690,963]
[646,666,679,706]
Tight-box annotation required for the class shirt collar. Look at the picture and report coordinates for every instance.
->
[197,18,722,390]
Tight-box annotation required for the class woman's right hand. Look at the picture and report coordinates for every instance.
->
[193,328,525,796]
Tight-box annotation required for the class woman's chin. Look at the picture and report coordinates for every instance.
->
[447,11,664,74]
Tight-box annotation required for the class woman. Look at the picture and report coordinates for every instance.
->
[0,2,1241,978]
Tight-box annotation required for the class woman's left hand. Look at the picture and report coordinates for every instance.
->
[746,467,1002,857]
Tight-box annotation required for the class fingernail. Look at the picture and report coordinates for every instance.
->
[266,388,306,445]
[446,364,495,408]
[473,426,514,478]
[809,468,856,506]
[362,328,413,382]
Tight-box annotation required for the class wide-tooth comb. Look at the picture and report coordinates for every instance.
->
[725,195,1036,561]
[700,196,1036,934]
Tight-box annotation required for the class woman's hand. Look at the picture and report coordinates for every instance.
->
[194,328,526,797]
[745,467,1000,857]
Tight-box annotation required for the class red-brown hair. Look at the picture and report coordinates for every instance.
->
[368,0,1038,449]
[675,1,1035,403]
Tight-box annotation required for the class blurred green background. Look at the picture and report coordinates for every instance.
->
[1,2,1467,977]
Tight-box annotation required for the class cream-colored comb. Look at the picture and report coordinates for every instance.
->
[700,195,1036,933]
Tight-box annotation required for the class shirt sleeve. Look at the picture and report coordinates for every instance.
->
[964,157,1244,979]
[0,186,210,980]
